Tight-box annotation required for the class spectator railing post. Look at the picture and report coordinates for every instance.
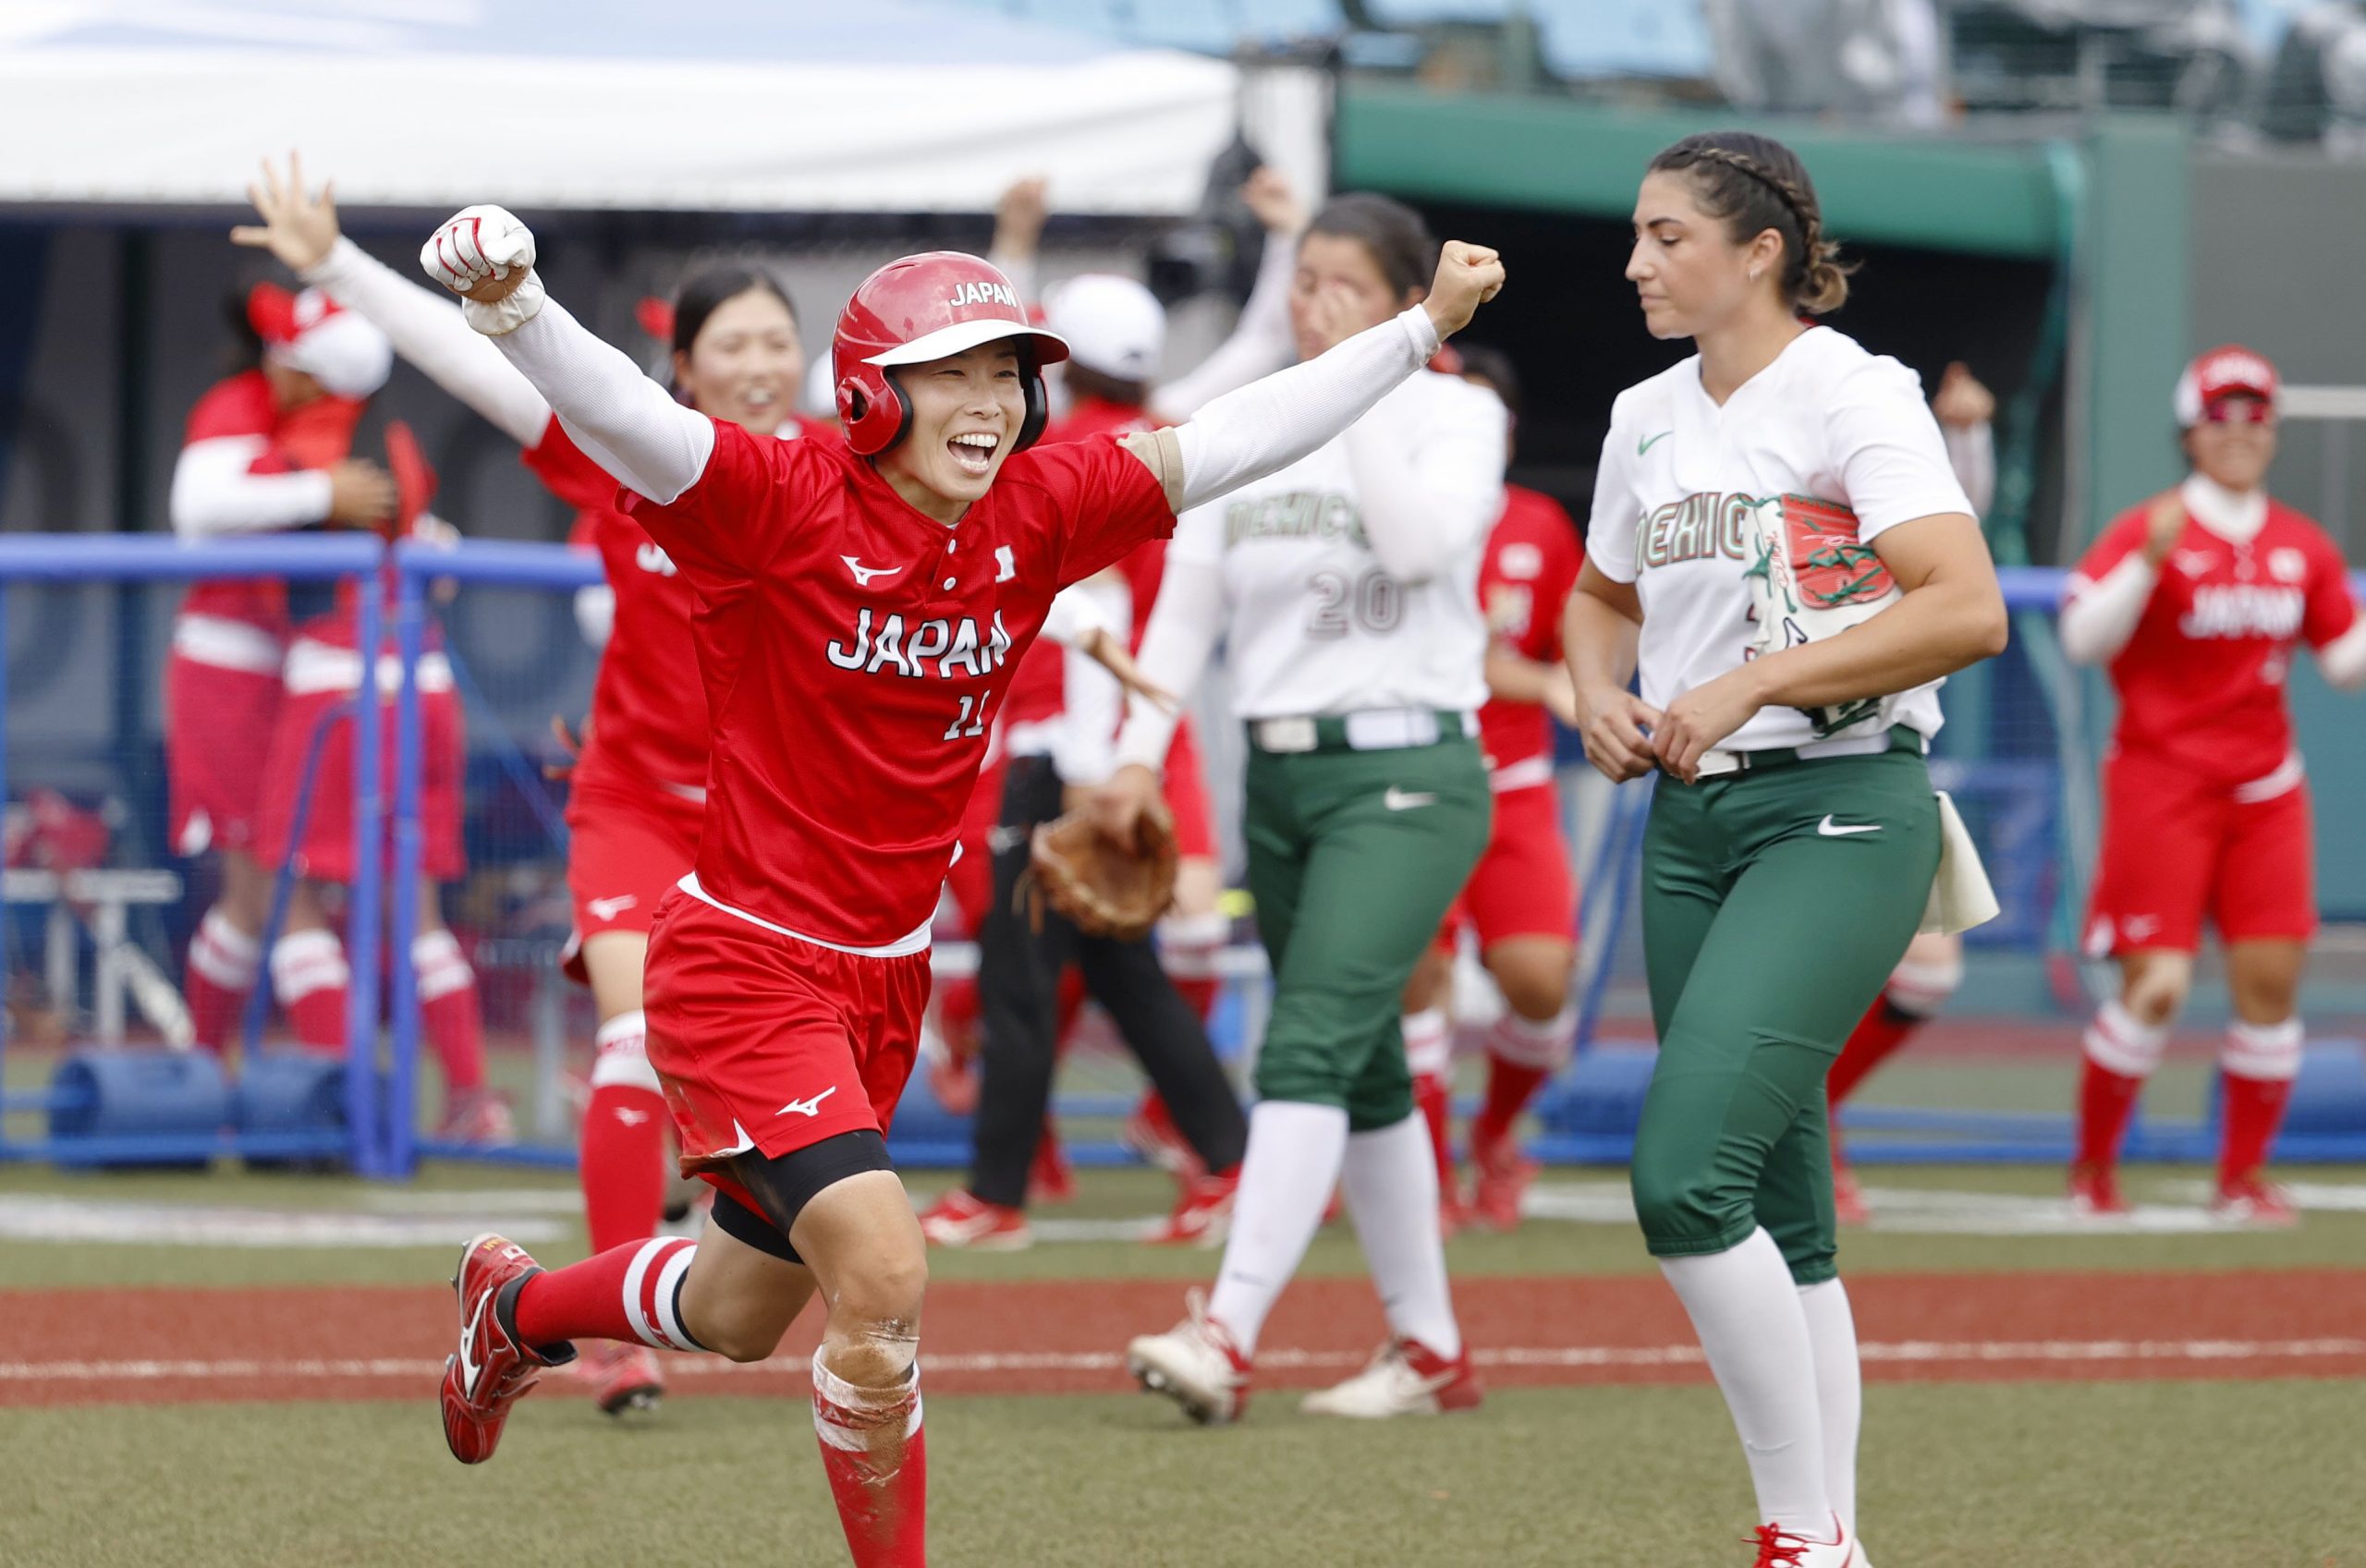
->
[387,549,428,1179]
[347,569,388,1178]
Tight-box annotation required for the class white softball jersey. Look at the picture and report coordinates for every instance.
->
[1588,325,1975,752]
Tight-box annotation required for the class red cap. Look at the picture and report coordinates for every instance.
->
[2174,344,2278,426]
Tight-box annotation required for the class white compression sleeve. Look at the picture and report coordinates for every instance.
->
[2058,553,2157,665]
[1050,577,1131,787]
[303,237,552,447]
[1111,556,1224,773]
[1151,237,1298,422]
[169,437,332,537]
[488,299,713,504]
[1336,383,1505,585]
[1172,306,1439,514]
[1941,419,1995,519]
[1038,577,1116,649]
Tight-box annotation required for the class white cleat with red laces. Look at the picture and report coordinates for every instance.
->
[1127,1289,1250,1425]
[1747,1515,1864,1568]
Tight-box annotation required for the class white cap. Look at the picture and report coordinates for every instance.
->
[256,286,393,400]
[1043,273,1165,383]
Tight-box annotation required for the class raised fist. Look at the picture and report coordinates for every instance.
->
[420,206,544,334]
[1420,241,1506,341]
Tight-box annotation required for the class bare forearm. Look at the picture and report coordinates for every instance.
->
[1746,577,2006,710]
[1485,646,1567,706]
[1564,589,1640,699]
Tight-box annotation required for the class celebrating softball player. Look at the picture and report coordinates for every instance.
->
[1567,131,2005,1566]
[1103,192,1507,1425]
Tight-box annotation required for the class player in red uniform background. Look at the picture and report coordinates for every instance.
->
[415,201,1503,1566]
[2060,344,2366,1224]
[1392,345,1583,1234]
[167,279,396,1062]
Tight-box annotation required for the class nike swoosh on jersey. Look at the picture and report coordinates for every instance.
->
[1637,431,1672,456]
[1816,815,1881,837]
[1384,788,1437,811]
[586,893,639,921]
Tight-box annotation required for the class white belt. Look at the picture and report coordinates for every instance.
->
[1692,729,1914,779]
[1487,755,1555,794]
[283,638,454,699]
[1250,707,1477,754]
[2233,752,2304,804]
[678,872,931,958]
[172,614,285,675]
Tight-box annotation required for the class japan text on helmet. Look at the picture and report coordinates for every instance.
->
[248,283,393,400]
[832,251,1069,457]
[2174,344,2279,427]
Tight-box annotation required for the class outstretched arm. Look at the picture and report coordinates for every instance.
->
[1149,168,1307,421]
[235,155,552,448]
[1119,240,1506,516]
[419,206,712,504]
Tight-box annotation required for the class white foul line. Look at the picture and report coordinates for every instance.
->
[4,1338,2362,1386]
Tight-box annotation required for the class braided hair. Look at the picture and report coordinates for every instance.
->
[1648,132,1854,315]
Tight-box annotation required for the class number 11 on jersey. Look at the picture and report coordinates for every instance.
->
[943,691,994,741]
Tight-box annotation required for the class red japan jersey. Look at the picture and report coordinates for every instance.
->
[529,415,830,795]
[178,371,363,632]
[2069,498,2357,788]
[999,395,1166,727]
[1476,484,1584,782]
[624,419,1174,947]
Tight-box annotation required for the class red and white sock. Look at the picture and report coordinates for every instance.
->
[812,1352,928,1567]
[1160,909,1229,1023]
[511,1234,703,1353]
[2076,1000,2165,1171]
[581,1010,669,1254]
[185,908,261,1056]
[270,930,349,1055]
[1828,954,1959,1105]
[1402,1008,1455,1186]
[2218,1017,2303,1187]
[414,930,486,1092]
[1471,1007,1573,1150]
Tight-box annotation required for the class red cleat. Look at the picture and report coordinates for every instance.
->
[440,1233,573,1465]
[2067,1161,2130,1218]
[436,1088,517,1146]
[1148,1167,1238,1246]
[917,1188,1032,1250]
[1467,1124,1537,1233]
[576,1340,664,1416]
[2209,1174,2299,1228]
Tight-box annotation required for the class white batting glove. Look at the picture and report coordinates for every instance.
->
[420,205,545,335]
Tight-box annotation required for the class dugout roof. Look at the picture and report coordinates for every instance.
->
[0,0,1242,215]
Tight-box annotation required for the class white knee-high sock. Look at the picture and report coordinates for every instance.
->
[1206,1100,1349,1357]
[1340,1111,1461,1357]
[1659,1228,1833,1538]
[1797,1277,1861,1540]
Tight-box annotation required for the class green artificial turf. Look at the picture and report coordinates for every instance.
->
[2,1382,2356,1567]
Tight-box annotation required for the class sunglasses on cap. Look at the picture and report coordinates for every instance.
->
[2201,396,2273,425]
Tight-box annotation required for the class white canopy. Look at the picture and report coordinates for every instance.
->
[0,0,1243,214]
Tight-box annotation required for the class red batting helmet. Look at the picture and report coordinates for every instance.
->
[833,251,1069,457]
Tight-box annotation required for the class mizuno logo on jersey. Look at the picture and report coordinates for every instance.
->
[636,541,678,577]
[2179,584,2302,640]
[1226,491,1369,551]
[825,607,1013,678]
[947,280,1019,310]
[841,556,902,587]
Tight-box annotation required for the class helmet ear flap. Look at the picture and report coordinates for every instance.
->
[837,364,913,456]
[1014,360,1049,452]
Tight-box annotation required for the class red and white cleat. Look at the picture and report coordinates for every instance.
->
[917,1188,1032,1250]
[1127,1288,1251,1426]
[1123,1093,1203,1182]
[1437,1185,1470,1243]
[1147,1168,1238,1246]
[1467,1124,1537,1233]
[1300,1337,1482,1419]
[1746,1514,1861,1567]
[436,1088,517,1146]
[576,1340,664,1416]
[2067,1161,2130,1218]
[440,1232,573,1465]
[2209,1174,2299,1228]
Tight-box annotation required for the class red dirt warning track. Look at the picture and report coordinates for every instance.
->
[4,1270,2360,1407]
